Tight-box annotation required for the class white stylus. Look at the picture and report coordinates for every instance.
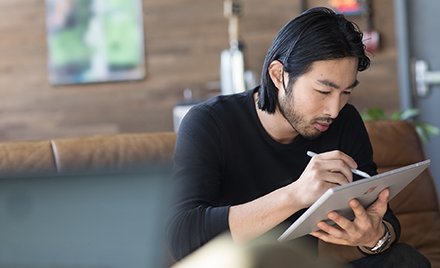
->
[306,151,371,178]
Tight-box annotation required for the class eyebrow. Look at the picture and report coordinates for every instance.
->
[317,79,360,90]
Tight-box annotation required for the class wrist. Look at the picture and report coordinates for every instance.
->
[286,181,310,209]
[367,221,386,248]
[282,184,305,212]
[358,221,391,254]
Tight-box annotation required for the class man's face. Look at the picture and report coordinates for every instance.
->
[278,57,359,139]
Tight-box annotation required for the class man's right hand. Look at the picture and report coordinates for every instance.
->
[229,150,359,244]
[287,150,358,208]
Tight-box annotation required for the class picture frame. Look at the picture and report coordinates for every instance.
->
[45,0,146,85]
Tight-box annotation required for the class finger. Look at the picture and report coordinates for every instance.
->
[310,229,330,240]
[316,150,358,170]
[310,220,346,244]
[310,152,356,183]
[349,198,369,221]
[314,159,354,184]
[378,188,390,202]
[325,211,355,232]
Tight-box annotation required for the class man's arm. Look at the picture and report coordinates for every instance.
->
[229,150,359,244]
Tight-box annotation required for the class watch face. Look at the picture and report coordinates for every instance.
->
[372,223,391,253]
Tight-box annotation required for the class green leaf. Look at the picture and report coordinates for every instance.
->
[399,108,421,120]
[362,106,439,144]
[361,113,371,121]
[414,122,440,136]
[415,125,430,144]
[390,111,403,120]
[365,107,386,120]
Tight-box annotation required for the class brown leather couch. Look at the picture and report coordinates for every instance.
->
[0,120,438,267]
[365,120,440,266]
[0,132,177,177]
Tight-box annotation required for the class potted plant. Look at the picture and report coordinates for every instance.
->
[361,107,439,144]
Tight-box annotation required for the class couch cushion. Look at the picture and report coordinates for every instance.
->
[397,212,440,266]
[51,132,177,174]
[365,120,440,267]
[0,140,57,177]
[365,120,439,214]
[365,120,426,167]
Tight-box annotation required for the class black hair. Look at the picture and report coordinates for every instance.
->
[257,7,370,113]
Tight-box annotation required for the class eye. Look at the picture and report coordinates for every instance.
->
[317,90,330,95]
[343,91,352,95]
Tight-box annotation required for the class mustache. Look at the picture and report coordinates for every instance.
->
[313,117,334,124]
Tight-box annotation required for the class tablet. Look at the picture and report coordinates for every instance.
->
[278,159,431,242]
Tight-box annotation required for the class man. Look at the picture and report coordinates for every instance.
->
[166,7,430,267]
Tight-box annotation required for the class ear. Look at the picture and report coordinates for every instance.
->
[268,60,285,91]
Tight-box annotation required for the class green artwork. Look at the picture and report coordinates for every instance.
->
[45,0,145,85]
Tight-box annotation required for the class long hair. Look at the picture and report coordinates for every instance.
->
[257,7,370,113]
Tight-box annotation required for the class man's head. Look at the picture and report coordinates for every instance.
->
[257,7,370,114]
[274,57,359,139]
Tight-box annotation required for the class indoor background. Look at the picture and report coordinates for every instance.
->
[0,0,398,141]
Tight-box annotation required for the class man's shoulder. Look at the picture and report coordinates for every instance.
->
[192,90,252,118]
[335,103,363,124]
[327,103,365,136]
[201,90,250,108]
[180,90,254,132]
[339,103,359,116]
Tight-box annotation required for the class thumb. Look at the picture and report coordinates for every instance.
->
[378,188,390,202]
[367,188,389,215]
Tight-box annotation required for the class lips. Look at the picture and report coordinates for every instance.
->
[314,122,330,132]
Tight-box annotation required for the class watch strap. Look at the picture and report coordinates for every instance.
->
[363,221,391,254]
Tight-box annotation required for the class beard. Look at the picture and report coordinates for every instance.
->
[278,90,333,140]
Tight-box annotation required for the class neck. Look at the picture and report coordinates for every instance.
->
[254,93,299,144]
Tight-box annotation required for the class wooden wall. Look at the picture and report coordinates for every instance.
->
[0,0,398,141]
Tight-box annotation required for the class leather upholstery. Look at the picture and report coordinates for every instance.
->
[51,132,176,174]
[0,120,438,266]
[365,120,440,266]
[0,140,57,177]
[0,132,176,177]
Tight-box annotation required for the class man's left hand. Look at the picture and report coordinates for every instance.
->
[310,188,389,248]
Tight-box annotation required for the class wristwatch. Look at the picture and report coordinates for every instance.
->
[363,222,391,253]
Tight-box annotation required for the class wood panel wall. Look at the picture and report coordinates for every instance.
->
[0,0,398,141]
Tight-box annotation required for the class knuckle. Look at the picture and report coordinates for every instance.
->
[310,160,323,171]
[332,150,343,157]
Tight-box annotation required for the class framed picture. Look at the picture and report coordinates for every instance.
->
[45,0,146,85]
[329,0,367,16]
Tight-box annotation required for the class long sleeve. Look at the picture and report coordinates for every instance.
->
[166,105,231,261]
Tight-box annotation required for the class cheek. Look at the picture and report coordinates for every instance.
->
[301,94,326,113]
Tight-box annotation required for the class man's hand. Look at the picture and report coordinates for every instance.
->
[310,188,390,248]
[229,150,361,244]
[288,150,358,208]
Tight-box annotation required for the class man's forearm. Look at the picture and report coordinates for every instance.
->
[228,184,303,244]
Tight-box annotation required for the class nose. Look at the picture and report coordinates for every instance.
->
[323,94,341,119]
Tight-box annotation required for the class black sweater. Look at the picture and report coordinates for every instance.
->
[166,87,400,260]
